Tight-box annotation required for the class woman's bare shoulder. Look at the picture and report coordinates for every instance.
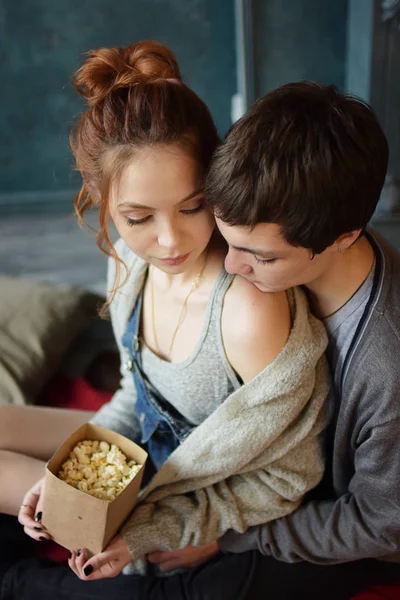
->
[222,276,291,383]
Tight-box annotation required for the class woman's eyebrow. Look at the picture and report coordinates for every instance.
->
[176,188,205,205]
[118,189,204,210]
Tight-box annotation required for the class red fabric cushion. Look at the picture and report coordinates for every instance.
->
[350,583,400,599]
[36,373,113,563]
[38,372,113,412]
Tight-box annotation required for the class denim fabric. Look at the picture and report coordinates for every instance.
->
[121,291,194,471]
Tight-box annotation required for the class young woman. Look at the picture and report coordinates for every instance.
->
[0,41,328,588]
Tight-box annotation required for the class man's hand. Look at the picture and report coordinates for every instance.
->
[148,541,220,573]
[69,534,132,580]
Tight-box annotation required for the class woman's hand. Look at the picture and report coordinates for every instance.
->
[69,534,132,580]
[17,476,51,542]
[148,541,220,572]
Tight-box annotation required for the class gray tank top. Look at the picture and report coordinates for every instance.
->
[140,268,242,425]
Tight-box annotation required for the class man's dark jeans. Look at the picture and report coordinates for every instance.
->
[1,515,400,600]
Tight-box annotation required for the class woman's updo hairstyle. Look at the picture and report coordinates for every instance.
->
[70,40,220,283]
[73,41,182,107]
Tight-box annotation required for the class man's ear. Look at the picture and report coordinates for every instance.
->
[334,229,363,252]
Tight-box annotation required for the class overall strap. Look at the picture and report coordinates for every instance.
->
[121,290,143,362]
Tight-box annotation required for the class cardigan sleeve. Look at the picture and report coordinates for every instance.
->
[121,430,326,559]
[90,244,141,442]
[219,423,400,563]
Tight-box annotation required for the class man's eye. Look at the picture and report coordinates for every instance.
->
[125,216,151,226]
[254,256,276,265]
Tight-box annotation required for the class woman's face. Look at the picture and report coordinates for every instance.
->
[109,144,215,273]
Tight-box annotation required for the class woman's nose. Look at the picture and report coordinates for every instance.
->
[157,222,180,250]
[225,250,252,276]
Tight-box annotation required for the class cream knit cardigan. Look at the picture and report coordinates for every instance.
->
[91,240,330,572]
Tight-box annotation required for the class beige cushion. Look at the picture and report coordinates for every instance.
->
[0,276,101,405]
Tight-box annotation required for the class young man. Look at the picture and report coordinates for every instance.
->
[205,81,400,585]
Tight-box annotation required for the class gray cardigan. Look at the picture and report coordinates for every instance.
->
[91,239,329,568]
[220,229,400,564]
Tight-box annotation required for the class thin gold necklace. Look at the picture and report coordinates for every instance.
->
[150,253,208,359]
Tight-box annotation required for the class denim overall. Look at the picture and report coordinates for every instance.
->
[121,289,194,476]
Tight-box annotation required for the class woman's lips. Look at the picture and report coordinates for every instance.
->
[159,253,189,266]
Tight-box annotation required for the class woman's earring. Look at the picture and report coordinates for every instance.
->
[338,246,343,254]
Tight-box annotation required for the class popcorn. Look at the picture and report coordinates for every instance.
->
[58,440,142,501]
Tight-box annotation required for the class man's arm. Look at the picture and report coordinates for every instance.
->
[219,419,400,564]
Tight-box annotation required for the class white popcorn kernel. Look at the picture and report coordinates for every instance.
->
[92,480,104,489]
[77,480,89,492]
[65,478,78,489]
[82,466,93,478]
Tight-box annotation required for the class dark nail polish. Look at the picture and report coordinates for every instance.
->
[84,565,93,577]
[35,512,42,522]
[68,552,72,559]
[34,526,42,531]
[39,536,46,541]
[77,549,82,557]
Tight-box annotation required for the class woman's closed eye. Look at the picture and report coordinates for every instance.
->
[180,203,205,216]
[125,215,152,226]
[123,203,205,226]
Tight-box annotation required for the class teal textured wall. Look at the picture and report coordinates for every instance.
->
[252,0,348,97]
[0,0,235,204]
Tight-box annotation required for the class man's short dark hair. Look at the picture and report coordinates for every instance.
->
[206,82,389,254]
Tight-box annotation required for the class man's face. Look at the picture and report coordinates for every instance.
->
[216,218,333,292]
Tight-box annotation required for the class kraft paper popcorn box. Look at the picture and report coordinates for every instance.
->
[42,423,147,557]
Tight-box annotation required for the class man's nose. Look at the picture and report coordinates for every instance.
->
[225,250,252,275]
